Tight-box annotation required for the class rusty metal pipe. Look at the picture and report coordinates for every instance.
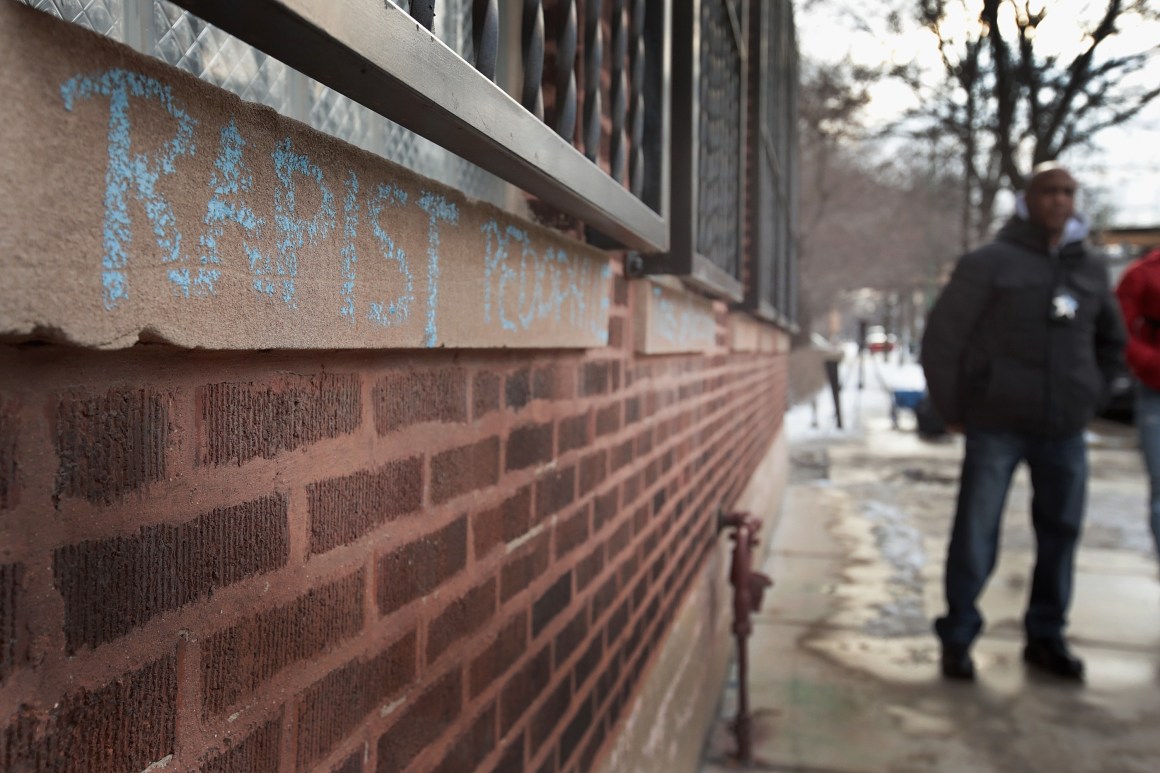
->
[717,510,773,767]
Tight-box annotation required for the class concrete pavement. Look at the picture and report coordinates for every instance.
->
[702,372,1160,773]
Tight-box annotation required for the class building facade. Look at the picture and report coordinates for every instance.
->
[0,1,799,771]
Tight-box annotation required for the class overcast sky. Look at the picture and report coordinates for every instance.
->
[795,1,1160,227]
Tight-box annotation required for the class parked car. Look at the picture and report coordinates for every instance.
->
[865,325,896,354]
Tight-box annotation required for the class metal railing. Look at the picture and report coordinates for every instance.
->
[169,0,670,252]
[747,0,799,325]
[21,0,799,314]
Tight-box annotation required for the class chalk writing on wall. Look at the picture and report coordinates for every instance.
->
[51,67,610,348]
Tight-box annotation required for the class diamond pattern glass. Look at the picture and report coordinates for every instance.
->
[20,0,121,37]
[20,0,504,205]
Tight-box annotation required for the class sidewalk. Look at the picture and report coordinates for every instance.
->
[702,358,1160,773]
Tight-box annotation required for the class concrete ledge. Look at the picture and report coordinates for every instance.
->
[0,2,610,350]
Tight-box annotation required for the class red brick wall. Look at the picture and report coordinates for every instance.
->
[0,275,786,773]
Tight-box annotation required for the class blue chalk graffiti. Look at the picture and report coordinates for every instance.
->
[652,286,715,345]
[417,192,458,347]
[195,119,263,297]
[61,69,197,309]
[481,220,605,336]
[339,172,360,322]
[271,137,336,306]
[365,180,413,326]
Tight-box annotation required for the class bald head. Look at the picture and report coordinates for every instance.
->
[1024,163,1078,245]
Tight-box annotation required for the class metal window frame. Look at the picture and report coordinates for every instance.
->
[644,0,746,302]
[170,0,669,253]
[743,0,798,329]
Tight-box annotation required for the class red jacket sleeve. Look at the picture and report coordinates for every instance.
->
[1116,255,1160,389]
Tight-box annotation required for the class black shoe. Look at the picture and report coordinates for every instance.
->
[1023,638,1084,681]
[940,644,975,681]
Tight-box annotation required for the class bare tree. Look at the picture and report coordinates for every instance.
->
[797,60,962,335]
[909,0,1160,243]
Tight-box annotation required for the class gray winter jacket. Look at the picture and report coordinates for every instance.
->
[921,215,1125,438]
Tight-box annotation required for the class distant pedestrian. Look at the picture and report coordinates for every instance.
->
[921,163,1126,682]
[1114,246,1160,561]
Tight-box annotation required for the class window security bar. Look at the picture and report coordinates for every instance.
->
[170,0,670,253]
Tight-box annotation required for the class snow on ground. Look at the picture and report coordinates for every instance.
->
[785,349,924,443]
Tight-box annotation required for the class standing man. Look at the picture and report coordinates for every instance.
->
[922,163,1125,682]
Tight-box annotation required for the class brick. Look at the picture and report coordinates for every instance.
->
[578,450,607,496]
[624,395,641,425]
[332,750,363,773]
[580,716,607,772]
[54,494,289,653]
[1,655,176,773]
[592,576,618,621]
[0,563,24,684]
[607,436,635,466]
[593,489,619,531]
[428,578,497,664]
[54,387,168,504]
[431,438,501,504]
[613,275,628,306]
[606,520,632,562]
[532,366,559,400]
[202,570,364,716]
[197,716,281,773]
[579,361,609,397]
[377,517,467,615]
[560,695,593,766]
[470,611,528,698]
[635,428,654,457]
[607,316,625,349]
[474,371,502,418]
[532,572,572,638]
[619,553,640,588]
[535,466,575,521]
[491,733,525,773]
[506,368,531,410]
[308,457,423,554]
[557,412,590,455]
[594,404,620,438]
[574,634,603,689]
[634,505,650,536]
[632,575,648,612]
[555,507,590,560]
[575,545,605,593]
[199,374,360,466]
[296,632,416,769]
[373,367,468,433]
[621,473,640,509]
[376,668,463,772]
[0,400,18,509]
[595,648,621,707]
[507,422,554,472]
[608,600,629,641]
[501,532,551,603]
[473,486,533,558]
[554,608,588,669]
[531,678,572,753]
[432,703,497,773]
[500,646,551,734]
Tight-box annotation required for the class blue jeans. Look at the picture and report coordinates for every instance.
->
[1137,384,1160,558]
[935,429,1087,647]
